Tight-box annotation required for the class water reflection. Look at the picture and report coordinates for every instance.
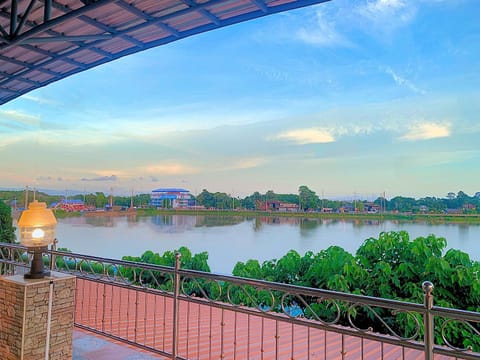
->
[63,214,140,228]
[50,214,480,274]
[151,215,196,233]
[149,215,245,233]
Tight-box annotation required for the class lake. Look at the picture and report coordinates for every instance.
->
[46,214,480,275]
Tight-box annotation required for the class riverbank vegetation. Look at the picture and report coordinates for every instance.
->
[2,188,480,215]
[0,201,15,243]
[135,208,480,224]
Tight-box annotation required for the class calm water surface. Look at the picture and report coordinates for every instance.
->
[50,215,480,275]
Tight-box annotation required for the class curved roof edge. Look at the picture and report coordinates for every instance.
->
[0,0,330,105]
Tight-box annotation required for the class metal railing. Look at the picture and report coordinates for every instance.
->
[1,241,479,360]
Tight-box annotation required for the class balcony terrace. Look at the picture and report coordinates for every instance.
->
[1,242,479,360]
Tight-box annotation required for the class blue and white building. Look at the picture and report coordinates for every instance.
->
[150,188,193,208]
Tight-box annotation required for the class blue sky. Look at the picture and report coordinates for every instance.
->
[1,0,479,199]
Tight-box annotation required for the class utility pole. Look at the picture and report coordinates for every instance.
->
[322,189,324,212]
[24,185,29,209]
[130,188,134,209]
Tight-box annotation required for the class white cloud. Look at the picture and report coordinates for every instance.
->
[0,109,40,127]
[355,0,417,34]
[144,164,199,175]
[385,67,426,95]
[273,128,335,144]
[21,94,58,106]
[228,157,267,170]
[296,9,350,47]
[401,122,451,141]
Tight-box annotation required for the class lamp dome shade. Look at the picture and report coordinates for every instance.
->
[18,201,57,247]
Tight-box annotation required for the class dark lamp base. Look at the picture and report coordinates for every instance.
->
[24,246,49,279]
[24,270,51,279]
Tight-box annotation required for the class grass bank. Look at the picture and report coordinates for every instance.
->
[134,208,480,224]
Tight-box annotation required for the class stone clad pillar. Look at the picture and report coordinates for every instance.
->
[0,272,76,360]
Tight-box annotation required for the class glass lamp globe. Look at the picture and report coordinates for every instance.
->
[18,200,57,247]
[17,200,57,278]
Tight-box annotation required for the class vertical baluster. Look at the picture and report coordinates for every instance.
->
[275,320,279,360]
[95,281,99,329]
[291,322,294,360]
[324,330,327,359]
[261,317,265,360]
[220,308,225,359]
[49,238,57,271]
[197,302,201,359]
[423,281,435,360]
[247,314,251,358]
[153,293,158,350]
[144,291,148,346]
[209,303,213,359]
[186,300,191,357]
[102,283,106,333]
[117,287,122,336]
[126,285,131,339]
[134,290,139,343]
[163,292,167,351]
[307,326,310,360]
[361,337,364,360]
[234,311,238,360]
[172,253,181,359]
[109,284,113,335]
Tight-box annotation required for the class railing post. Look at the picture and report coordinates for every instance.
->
[423,281,434,360]
[8,246,14,275]
[172,252,181,359]
[50,238,58,271]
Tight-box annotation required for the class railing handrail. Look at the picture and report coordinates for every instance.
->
[46,246,426,312]
[2,242,478,319]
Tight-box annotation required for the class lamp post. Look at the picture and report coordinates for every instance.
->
[17,200,57,279]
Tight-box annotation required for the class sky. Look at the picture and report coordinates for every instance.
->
[1,0,479,199]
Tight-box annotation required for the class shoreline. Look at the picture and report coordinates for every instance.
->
[49,208,480,224]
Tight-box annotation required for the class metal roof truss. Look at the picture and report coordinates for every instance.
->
[0,0,330,105]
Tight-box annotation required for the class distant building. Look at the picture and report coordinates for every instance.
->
[364,202,380,213]
[52,199,87,212]
[463,203,476,211]
[151,188,193,208]
[278,202,299,212]
[256,200,299,212]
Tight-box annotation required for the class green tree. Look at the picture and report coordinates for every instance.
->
[197,189,215,209]
[0,201,15,243]
[298,185,318,211]
[95,192,108,208]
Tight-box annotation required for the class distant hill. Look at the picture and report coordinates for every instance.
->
[0,187,83,196]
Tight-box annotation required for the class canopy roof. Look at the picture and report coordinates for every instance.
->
[0,0,329,105]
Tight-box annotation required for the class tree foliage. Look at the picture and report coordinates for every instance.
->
[0,201,15,243]
[233,231,480,350]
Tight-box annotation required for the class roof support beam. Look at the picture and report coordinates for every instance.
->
[1,0,119,51]
[180,0,221,26]
[21,34,113,44]
[116,1,180,37]
[0,70,40,86]
[250,0,268,13]
[13,0,38,37]
[0,24,8,39]
[44,0,51,21]
[10,0,18,36]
